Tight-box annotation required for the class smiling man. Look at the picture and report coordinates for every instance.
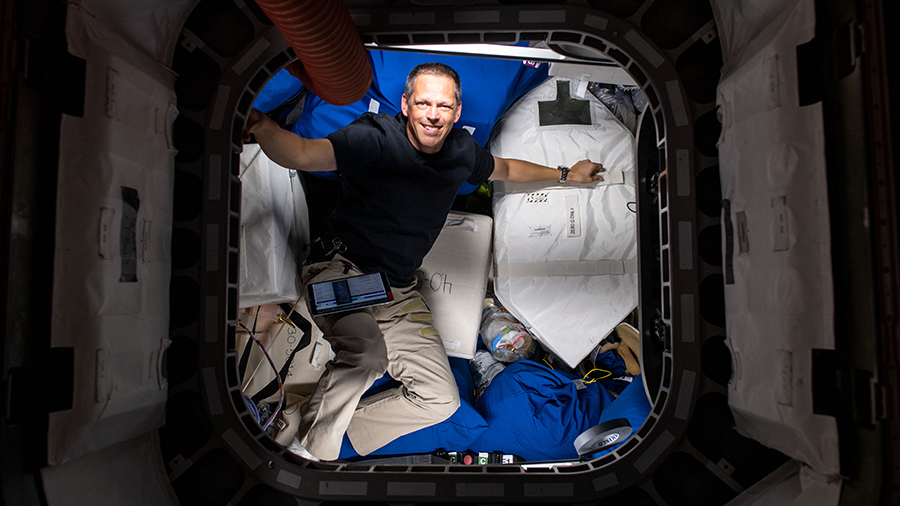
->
[244,62,605,461]
[401,69,461,154]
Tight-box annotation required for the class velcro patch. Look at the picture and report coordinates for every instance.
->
[420,327,440,337]
[410,313,434,322]
[401,300,426,314]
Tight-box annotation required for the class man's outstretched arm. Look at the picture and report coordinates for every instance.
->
[490,157,604,184]
[243,109,338,173]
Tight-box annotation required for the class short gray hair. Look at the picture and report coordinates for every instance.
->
[404,62,461,104]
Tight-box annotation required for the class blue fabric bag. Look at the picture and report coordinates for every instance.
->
[594,349,632,395]
[592,374,652,458]
[252,69,305,114]
[292,84,398,164]
[338,357,487,459]
[470,360,614,462]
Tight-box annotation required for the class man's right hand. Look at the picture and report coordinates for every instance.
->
[243,108,271,143]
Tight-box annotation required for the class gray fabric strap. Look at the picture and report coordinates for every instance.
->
[494,259,638,278]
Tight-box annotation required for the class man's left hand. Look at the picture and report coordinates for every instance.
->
[567,159,605,184]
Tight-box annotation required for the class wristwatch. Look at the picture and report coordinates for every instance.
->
[557,165,570,184]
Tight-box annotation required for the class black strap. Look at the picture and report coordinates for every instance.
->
[278,303,313,333]
[723,199,735,285]
[251,309,313,403]
[238,307,261,383]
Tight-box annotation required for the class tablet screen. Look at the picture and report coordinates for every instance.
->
[308,272,393,315]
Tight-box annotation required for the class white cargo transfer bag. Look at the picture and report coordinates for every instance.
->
[417,211,493,359]
[490,76,638,368]
[238,144,310,308]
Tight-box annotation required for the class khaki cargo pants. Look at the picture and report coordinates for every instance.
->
[297,254,459,460]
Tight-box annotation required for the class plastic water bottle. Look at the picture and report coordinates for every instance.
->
[470,350,506,399]
[480,304,535,363]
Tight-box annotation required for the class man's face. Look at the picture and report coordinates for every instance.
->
[401,74,462,155]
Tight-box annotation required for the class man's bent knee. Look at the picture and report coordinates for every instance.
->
[421,383,460,424]
[330,312,389,372]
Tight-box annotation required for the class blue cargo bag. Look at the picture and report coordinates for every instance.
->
[470,360,615,462]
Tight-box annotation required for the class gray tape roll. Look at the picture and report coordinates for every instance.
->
[573,418,633,455]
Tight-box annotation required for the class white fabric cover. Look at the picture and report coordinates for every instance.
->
[78,0,189,64]
[238,145,309,308]
[712,0,800,66]
[49,5,176,465]
[41,433,179,506]
[549,62,637,88]
[725,460,842,506]
[717,0,839,476]
[490,76,638,368]
[417,211,494,359]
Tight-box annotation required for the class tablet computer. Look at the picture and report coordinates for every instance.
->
[307,272,394,316]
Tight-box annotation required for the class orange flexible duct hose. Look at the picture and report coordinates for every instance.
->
[255,0,372,106]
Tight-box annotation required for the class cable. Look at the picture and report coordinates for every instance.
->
[238,306,262,384]
[582,367,612,384]
[290,171,303,261]
[238,145,263,179]
[244,394,260,422]
[542,353,554,370]
[236,320,285,431]
[281,296,302,331]
[241,296,303,393]
[626,202,637,213]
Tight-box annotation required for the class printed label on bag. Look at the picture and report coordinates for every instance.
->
[98,207,115,260]
[766,54,780,112]
[772,196,789,252]
[526,192,548,203]
[120,186,139,282]
[736,210,749,255]
[528,223,552,238]
[565,195,581,238]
